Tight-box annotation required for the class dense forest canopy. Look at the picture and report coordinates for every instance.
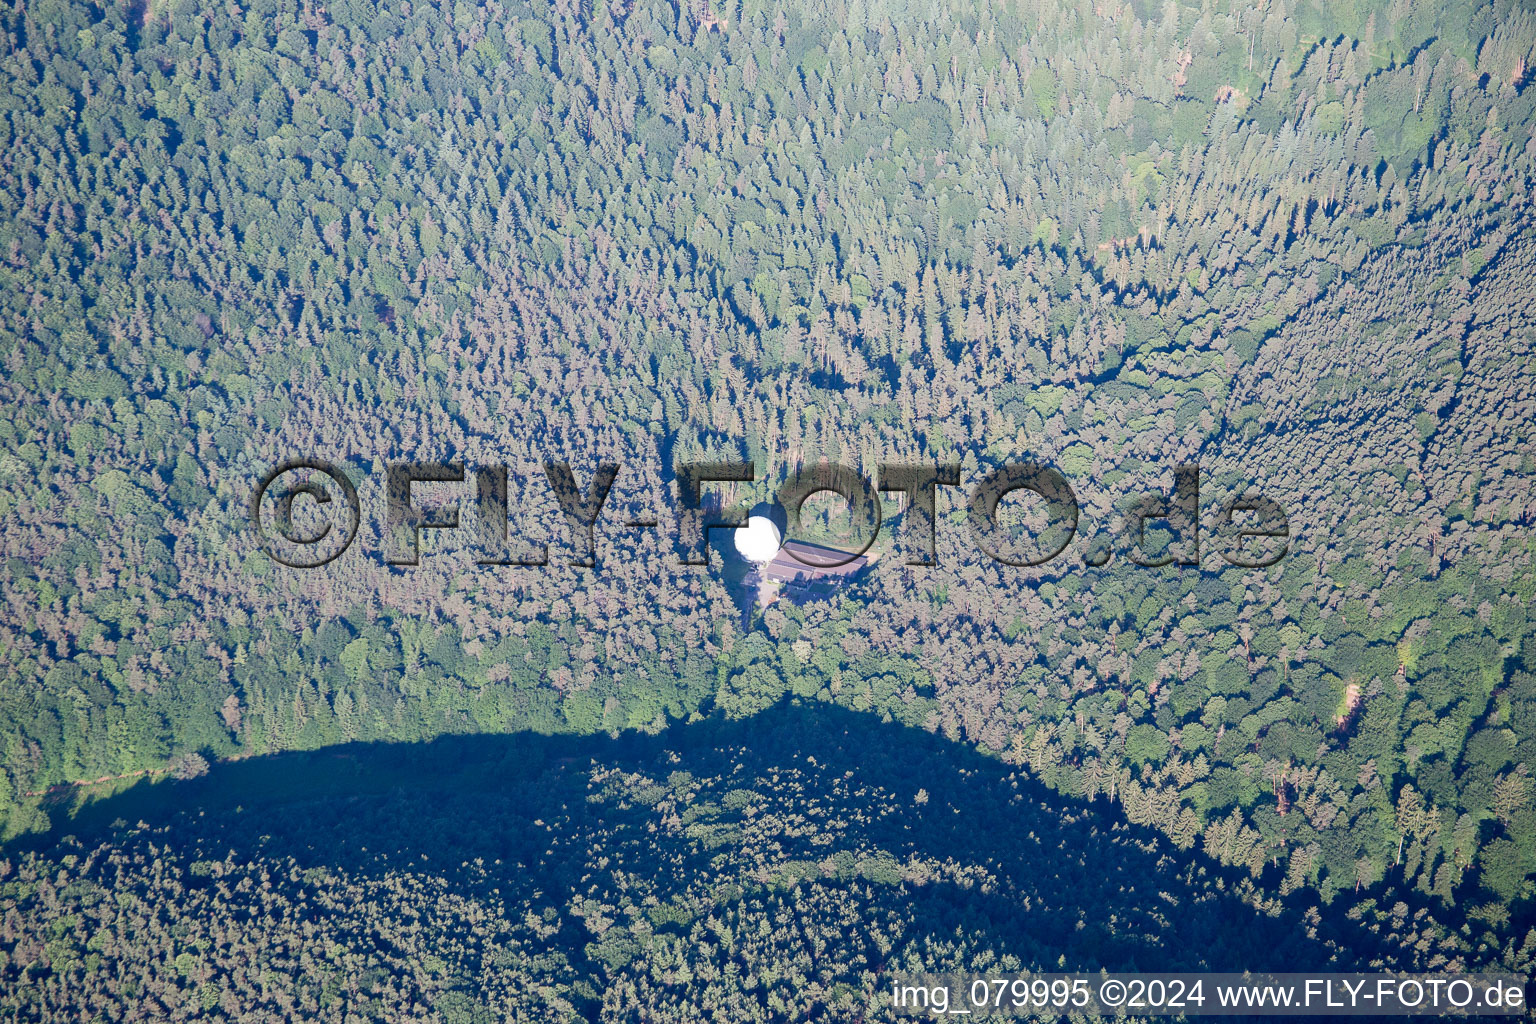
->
[1,0,1535,1006]
[0,708,1395,1021]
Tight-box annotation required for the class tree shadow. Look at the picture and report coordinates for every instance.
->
[13,703,1375,976]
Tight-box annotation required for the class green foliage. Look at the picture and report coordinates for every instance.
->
[0,0,1531,980]
[0,709,1420,1020]
[1315,101,1346,134]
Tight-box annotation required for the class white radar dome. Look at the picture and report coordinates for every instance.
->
[734,515,783,563]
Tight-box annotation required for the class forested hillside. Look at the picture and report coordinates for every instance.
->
[0,708,1423,1021]
[1,0,1535,987]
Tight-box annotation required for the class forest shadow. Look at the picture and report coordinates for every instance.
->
[11,702,1376,974]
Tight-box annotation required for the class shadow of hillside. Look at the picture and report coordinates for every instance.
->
[12,703,1371,976]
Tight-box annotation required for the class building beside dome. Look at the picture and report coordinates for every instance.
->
[730,502,871,607]
[755,540,872,605]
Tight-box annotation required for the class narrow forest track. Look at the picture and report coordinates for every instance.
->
[24,767,169,798]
